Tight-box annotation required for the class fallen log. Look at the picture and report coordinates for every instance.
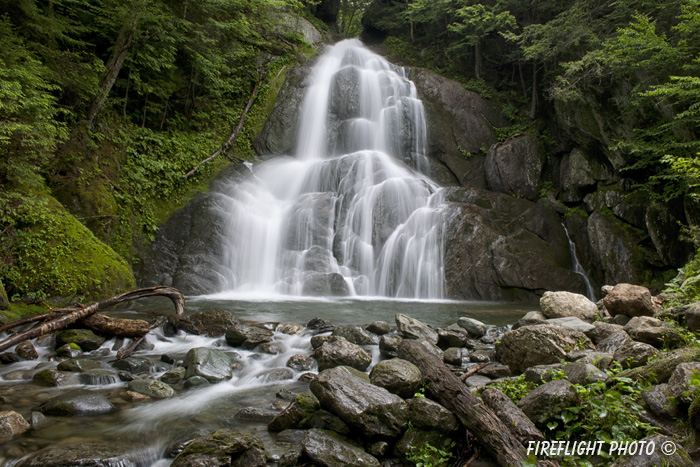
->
[81,314,150,338]
[0,286,184,353]
[398,339,528,467]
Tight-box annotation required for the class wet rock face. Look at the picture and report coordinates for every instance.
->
[310,366,407,438]
[485,134,545,201]
[183,347,233,383]
[38,389,114,416]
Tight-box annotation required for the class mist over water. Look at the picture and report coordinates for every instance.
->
[213,39,447,299]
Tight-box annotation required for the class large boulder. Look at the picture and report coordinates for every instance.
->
[406,398,459,433]
[225,323,274,349]
[310,366,407,438]
[443,188,588,302]
[178,309,237,337]
[314,336,372,371]
[395,314,438,343]
[38,389,114,416]
[369,358,422,398]
[128,379,175,399]
[15,442,135,467]
[540,291,597,320]
[332,325,376,345]
[485,134,545,200]
[623,316,683,348]
[617,348,700,384]
[56,329,105,351]
[0,411,30,442]
[667,362,700,404]
[603,283,658,317]
[301,429,380,467]
[183,347,233,383]
[171,429,267,467]
[517,379,579,427]
[558,148,614,202]
[612,341,658,369]
[496,324,592,374]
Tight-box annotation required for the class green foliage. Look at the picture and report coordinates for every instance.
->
[664,253,700,307]
[405,437,455,467]
[486,375,537,403]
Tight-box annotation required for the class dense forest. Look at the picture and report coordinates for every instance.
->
[1,0,700,307]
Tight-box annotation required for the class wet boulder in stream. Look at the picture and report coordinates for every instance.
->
[15,442,136,467]
[314,336,372,371]
[225,323,274,349]
[171,429,267,467]
[302,428,380,467]
[183,347,232,383]
[38,389,114,416]
[56,329,105,351]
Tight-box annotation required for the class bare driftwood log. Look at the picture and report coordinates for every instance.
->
[398,340,528,467]
[0,286,184,353]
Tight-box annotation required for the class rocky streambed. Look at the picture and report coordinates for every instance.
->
[1,284,699,466]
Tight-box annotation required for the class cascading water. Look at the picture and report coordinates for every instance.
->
[213,39,446,299]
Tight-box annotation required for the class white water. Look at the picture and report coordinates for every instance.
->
[563,223,597,301]
[213,40,446,299]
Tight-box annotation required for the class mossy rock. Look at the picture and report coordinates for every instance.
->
[1,188,134,301]
[617,348,700,384]
[0,280,9,310]
[56,329,106,352]
[171,429,266,467]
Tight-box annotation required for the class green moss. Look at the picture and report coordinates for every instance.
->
[0,186,134,302]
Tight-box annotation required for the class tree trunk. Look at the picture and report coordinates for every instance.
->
[87,14,140,128]
[81,314,151,338]
[398,340,528,467]
[529,62,538,120]
[475,40,483,80]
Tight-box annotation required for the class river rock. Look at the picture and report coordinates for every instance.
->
[113,357,151,374]
[523,364,564,384]
[15,442,135,467]
[379,334,402,358]
[617,348,700,384]
[258,368,294,382]
[623,316,683,348]
[178,309,238,337]
[57,357,106,372]
[457,317,486,336]
[129,378,175,399]
[171,429,267,467]
[562,362,608,384]
[609,434,693,467]
[268,392,320,432]
[496,324,592,374]
[603,283,657,317]
[310,366,407,438]
[481,388,544,444]
[55,343,81,358]
[287,353,313,371]
[310,335,332,349]
[612,340,659,369]
[33,369,80,387]
[596,330,631,354]
[16,341,38,360]
[161,366,186,384]
[39,389,114,416]
[585,321,625,345]
[369,358,422,398]
[0,411,30,442]
[540,291,598,320]
[183,347,232,382]
[235,407,279,423]
[485,134,544,200]
[443,347,463,365]
[395,313,438,343]
[302,428,380,467]
[517,379,579,427]
[366,321,390,335]
[406,397,459,433]
[184,376,210,388]
[642,384,680,419]
[56,329,105,351]
[225,324,274,349]
[332,325,375,345]
[478,363,512,379]
[314,336,372,371]
[667,362,700,404]
[437,325,469,348]
[546,317,595,333]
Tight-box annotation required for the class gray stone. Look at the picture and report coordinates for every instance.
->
[613,314,632,326]
[56,329,105,351]
[406,397,459,433]
[225,324,274,349]
[478,363,511,379]
[465,375,492,387]
[395,313,438,343]
[379,334,402,358]
[540,291,598,320]
[570,351,614,369]
[268,392,320,432]
[299,409,351,435]
[177,309,237,337]
[559,148,613,202]
[16,342,38,360]
[683,302,700,332]
[112,357,151,374]
[667,362,700,404]
[603,283,657,317]
[523,364,564,384]
[15,442,135,467]
[366,321,390,335]
[518,379,579,427]
[235,407,278,423]
[57,357,106,373]
[617,348,700,384]
[161,366,186,384]
[481,388,544,444]
[443,347,463,365]
[332,325,375,345]
[32,369,80,387]
[314,336,372,371]
[310,366,407,438]
[437,325,469,348]
[642,384,680,420]
[624,316,683,348]
[287,354,314,371]
[609,434,692,467]
[55,343,81,358]
[457,317,487,336]
[183,347,232,383]
[588,214,646,286]
[597,330,631,354]
[546,317,595,333]
[170,429,267,467]
[522,311,546,321]
[128,378,175,399]
[39,389,114,416]
[257,368,295,382]
[496,324,592,374]
[563,362,608,384]
[585,321,625,345]
[612,340,659,369]
[302,429,380,467]
[485,134,544,200]
[184,376,210,388]
[369,358,422,399]
[311,335,332,349]
[0,411,30,442]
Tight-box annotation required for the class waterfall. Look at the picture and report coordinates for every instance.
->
[562,223,597,301]
[213,39,446,299]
